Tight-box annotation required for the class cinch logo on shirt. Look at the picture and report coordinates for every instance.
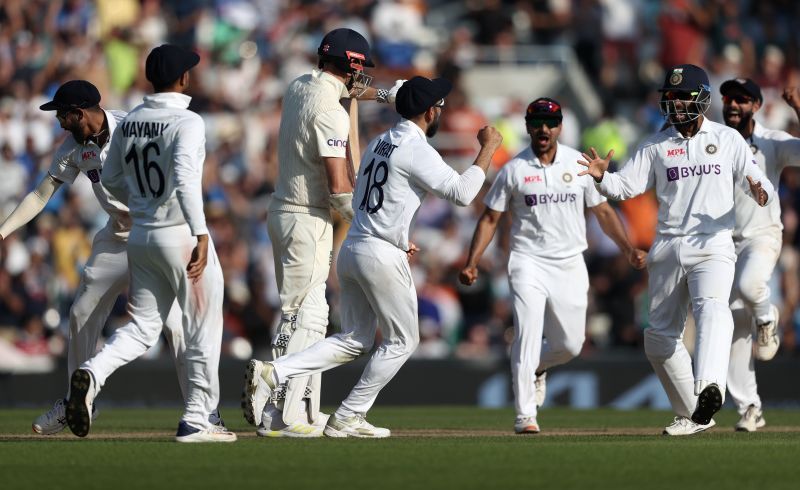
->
[524,175,542,184]
[327,138,347,148]
[82,150,97,160]
[666,164,721,182]
[524,193,577,206]
[86,169,101,183]
[666,148,686,157]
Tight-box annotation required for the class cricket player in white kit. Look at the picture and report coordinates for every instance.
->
[244,76,503,437]
[242,28,403,437]
[459,98,647,434]
[65,45,235,443]
[579,64,774,436]
[0,80,190,436]
[720,78,800,431]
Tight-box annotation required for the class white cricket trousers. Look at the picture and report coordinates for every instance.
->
[84,225,223,430]
[68,225,185,399]
[267,208,332,333]
[508,253,588,418]
[272,237,419,417]
[644,233,736,418]
[727,232,781,413]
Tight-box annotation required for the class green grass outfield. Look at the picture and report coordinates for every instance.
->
[1,406,799,490]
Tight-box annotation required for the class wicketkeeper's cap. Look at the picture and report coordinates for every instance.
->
[394,76,452,120]
[39,80,101,111]
[145,44,200,88]
[720,78,763,103]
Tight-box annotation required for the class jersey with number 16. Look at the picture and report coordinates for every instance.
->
[102,93,207,235]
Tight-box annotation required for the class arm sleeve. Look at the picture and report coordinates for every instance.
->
[0,175,61,238]
[483,164,512,212]
[314,109,350,159]
[100,126,130,204]
[173,115,209,236]
[410,146,486,206]
[732,133,776,206]
[596,145,655,201]
[583,173,608,207]
[776,134,800,170]
[48,140,80,184]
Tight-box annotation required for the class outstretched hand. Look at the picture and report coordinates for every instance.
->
[747,176,768,206]
[577,147,614,182]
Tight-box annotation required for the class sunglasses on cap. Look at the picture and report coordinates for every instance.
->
[527,118,560,129]
[529,100,561,114]
[722,94,755,104]
[55,108,76,122]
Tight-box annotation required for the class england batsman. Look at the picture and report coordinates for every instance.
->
[65,45,235,442]
[241,28,403,437]
[459,97,647,434]
[244,76,503,437]
[0,80,194,435]
[578,64,774,436]
[720,78,800,431]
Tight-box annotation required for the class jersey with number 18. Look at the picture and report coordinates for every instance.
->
[347,119,485,251]
[101,92,208,236]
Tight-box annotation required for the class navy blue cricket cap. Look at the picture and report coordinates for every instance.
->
[525,97,563,121]
[395,76,452,120]
[720,78,763,103]
[659,64,710,92]
[39,80,101,111]
[317,28,375,67]
[145,44,200,87]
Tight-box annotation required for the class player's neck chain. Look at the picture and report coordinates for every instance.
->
[748,134,758,155]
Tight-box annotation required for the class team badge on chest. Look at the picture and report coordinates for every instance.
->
[705,144,717,155]
[562,172,573,183]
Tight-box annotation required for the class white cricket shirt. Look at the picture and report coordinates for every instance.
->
[101,92,208,236]
[484,145,606,259]
[270,69,351,213]
[597,118,775,237]
[734,121,800,239]
[49,109,131,239]
[347,119,485,250]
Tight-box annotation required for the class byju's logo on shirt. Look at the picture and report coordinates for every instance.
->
[327,138,347,148]
[524,193,577,206]
[666,164,721,182]
[86,169,101,183]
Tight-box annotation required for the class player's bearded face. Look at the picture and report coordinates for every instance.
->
[722,93,757,131]
[527,119,561,153]
[426,108,441,137]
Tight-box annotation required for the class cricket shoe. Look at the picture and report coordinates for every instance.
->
[242,359,275,425]
[209,409,229,430]
[662,416,716,436]
[514,415,540,434]
[755,305,780,361]
[534,371,547,407]
[323,413,390,438]
[175,421,237,443]
[33,398,98,435]
[691,383,723,425]
[735,404,766,432]
[65,369,97,438]
[256,419,323,438]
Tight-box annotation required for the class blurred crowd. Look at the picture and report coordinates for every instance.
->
[2,0,800,371]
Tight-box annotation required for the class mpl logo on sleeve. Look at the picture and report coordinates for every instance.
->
[524,175,542,184]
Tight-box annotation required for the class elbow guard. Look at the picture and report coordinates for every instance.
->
[329,192,354,222]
